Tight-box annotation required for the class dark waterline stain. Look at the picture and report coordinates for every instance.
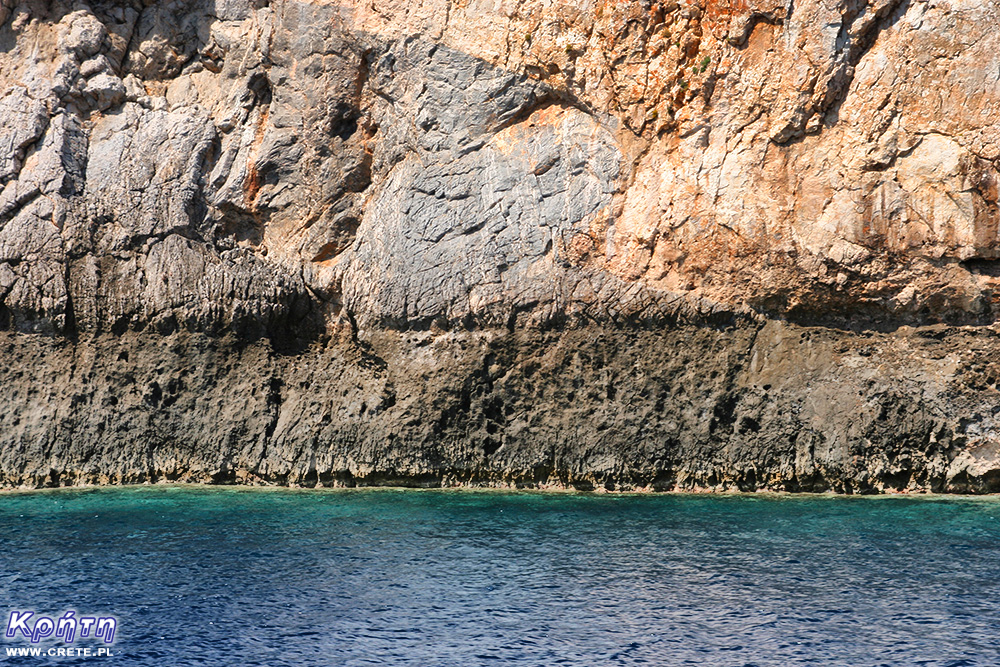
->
[1,487,998,666]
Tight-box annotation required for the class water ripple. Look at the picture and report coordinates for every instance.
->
[0,488,998,666]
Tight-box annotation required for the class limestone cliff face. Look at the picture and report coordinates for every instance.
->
[1,0,1000,491]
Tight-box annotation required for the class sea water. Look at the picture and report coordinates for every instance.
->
[1,487,998,666]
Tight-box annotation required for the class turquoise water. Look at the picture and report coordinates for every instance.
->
[1,487,998,666]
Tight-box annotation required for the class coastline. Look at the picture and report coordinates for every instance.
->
[3,481,1000,500]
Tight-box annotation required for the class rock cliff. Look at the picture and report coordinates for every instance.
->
[2,0,1000,491]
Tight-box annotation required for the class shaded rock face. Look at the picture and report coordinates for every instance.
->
[1,0,1000,491]
[4,323,1000,493]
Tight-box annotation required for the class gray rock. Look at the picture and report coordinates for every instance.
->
[59,10,107,59]
[0,321,998,494]
[0,88,48,185]
[82,72,125,110]
[339,105,620,329]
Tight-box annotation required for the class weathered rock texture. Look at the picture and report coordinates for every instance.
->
[1,0,1000,491]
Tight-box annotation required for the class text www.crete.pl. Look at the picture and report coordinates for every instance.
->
[6,647,114,657]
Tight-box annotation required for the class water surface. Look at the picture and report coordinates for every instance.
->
[1,487,998,666]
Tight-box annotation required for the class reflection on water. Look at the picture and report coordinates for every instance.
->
[1,487,998,666]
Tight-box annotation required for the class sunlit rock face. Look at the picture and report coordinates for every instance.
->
[2,0,1000,492]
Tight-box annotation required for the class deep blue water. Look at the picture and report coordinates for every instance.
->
[1,487,999,666]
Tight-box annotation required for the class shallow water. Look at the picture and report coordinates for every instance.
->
[0,487,998,666]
